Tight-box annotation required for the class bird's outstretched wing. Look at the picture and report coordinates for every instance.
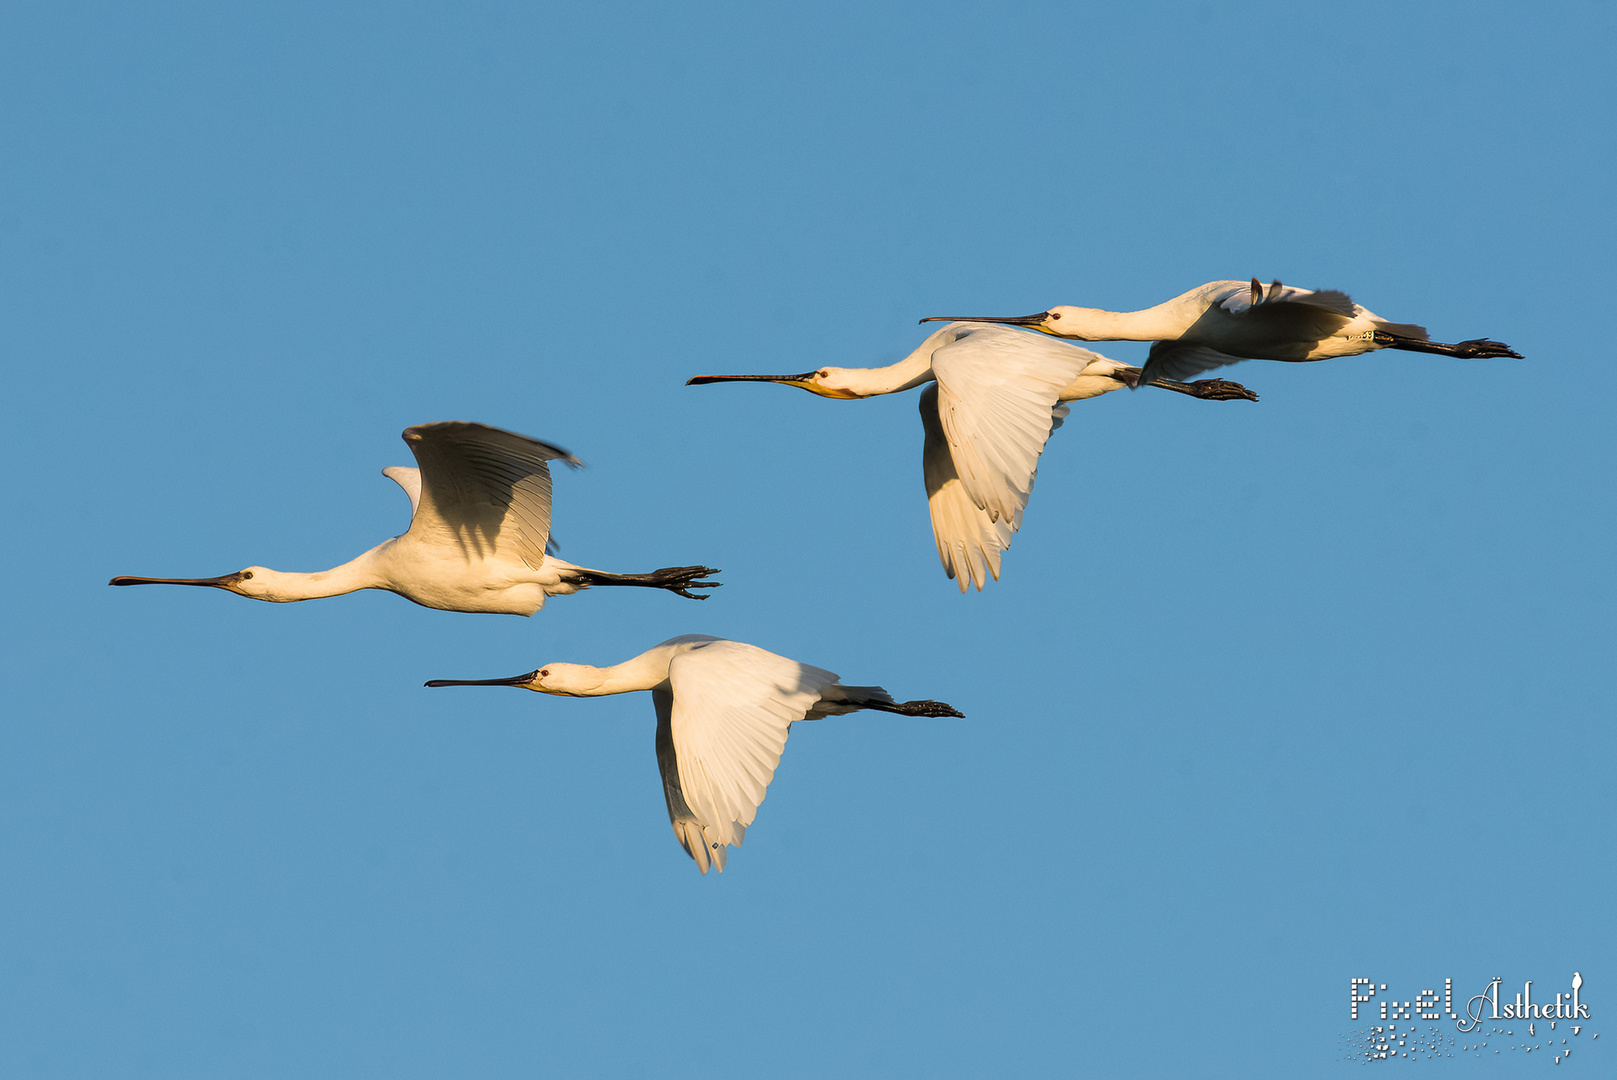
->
[1214,279,1357,317]
[1139,340,1252,382]
[920,384,1014,592]
[1226,280,1431,351]
[929,323,1101,529]
[1209,279,1359,357]
[656,639,839,874]
[401,422,581,570]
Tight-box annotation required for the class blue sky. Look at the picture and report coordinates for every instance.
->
[2,1,1613,1075]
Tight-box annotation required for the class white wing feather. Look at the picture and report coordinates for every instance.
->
[920,384,1013,592]
[929,323,1101,528]
[659,639,839,873]
[382,466,423,519]
[401,421,581,570]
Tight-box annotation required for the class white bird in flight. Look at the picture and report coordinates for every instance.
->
[426,634,962,874]
[689,322,1254,591]
[110,421,721,613]
[923,277,1522,386]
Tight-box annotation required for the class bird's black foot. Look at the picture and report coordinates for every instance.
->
[889,699,964,718]
[1453,338,1524,359]
[568,565,723,599]
[646,565,723,600]
[1380,332,1524,360]
[1145,375,1259,402]
[1188,378,1259,402]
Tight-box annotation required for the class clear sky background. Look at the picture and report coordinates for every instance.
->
[2,2,1613,1076]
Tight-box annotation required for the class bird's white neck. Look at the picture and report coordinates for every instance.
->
[545,645,682,696]
[826,332,945,397]
[248,547,390,602]
[1054,304,1190,342]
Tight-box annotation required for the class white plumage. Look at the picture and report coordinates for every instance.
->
[925,277,1522,385]
[427,635,963,874]
[690,322,1254,591]
[110,421,720,613]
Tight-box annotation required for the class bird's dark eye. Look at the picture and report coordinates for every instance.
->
[241,571,254,579]
[818,369,829,378]
[539,669,549,677]
[1048,311,1060,321]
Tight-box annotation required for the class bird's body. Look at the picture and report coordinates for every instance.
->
[926,278,1523,385]
[110,422,720,614]
[689,322,1254,591]
[427,635,962,874]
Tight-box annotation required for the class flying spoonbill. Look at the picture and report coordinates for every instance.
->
[688,322,1255,591]
[426,634,962,874]
[923,277,1523,385]
[110,421,721,613]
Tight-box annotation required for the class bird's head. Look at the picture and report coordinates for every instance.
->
[425,662,600,696]
[108,566,286,600]
[919,306,1090,339]
[686,367,867,399]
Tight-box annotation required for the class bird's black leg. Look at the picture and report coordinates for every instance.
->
[567,565,722,600]
[1375,332,1523,359]
[1145,376,1260,402]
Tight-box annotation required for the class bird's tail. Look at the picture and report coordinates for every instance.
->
[1109,366,1143,390]
[1374,319,1429,341]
